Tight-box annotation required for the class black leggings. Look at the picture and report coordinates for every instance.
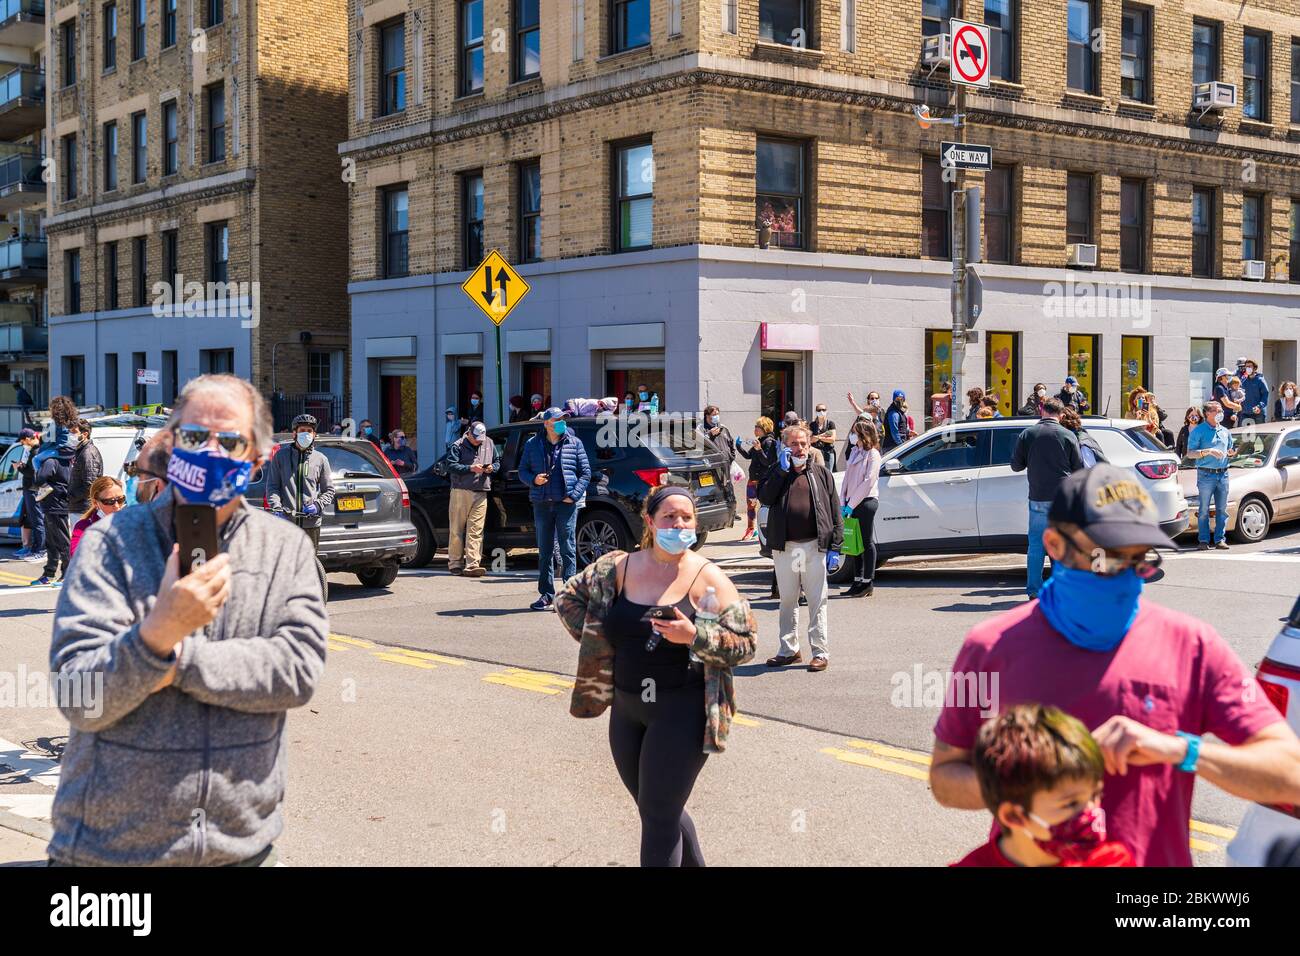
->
[608,685,709,867]
[42,513,70,581]
[851,498,879,582]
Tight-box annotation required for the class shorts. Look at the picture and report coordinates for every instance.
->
[746,479,759,501]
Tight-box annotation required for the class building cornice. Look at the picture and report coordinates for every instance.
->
[43,169,257,233]
[339,53,1300,168]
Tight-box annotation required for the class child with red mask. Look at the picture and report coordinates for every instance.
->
[952,703,1134,867]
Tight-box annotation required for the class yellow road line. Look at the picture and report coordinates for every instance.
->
[381,648,467,666]
[821,746,931,782]
[1190,819,1237,840]
[482,669,574,695]
[0,570,36,584]
[843,739,932,766]
[373,652,437,670]
[328,634,374,649]
[1189,837,1221,853]
[731,713,761,728]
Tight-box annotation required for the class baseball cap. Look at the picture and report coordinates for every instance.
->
[530,393,543,403]
[1048,464,1179,551]
[892,389,906,401]
[470,422,487,438]
[540,407,565,421]
[18,427,37,440]
[1065,376,1077,385]
[1215,368,1231,380]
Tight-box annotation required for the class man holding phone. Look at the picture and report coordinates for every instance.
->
[265,413,336,551]
[518,408,590,611]
[47,374,328,866]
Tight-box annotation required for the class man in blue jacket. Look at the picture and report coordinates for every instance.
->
[518,408,591,610]
[1239,357,1270,424]
[882,390,909,452]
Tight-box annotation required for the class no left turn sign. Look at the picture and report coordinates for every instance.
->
[949,19,991,89]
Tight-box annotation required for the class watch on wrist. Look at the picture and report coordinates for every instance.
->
[1175,731,1202,773]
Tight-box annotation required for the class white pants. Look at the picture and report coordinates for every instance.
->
[774,538,829,659]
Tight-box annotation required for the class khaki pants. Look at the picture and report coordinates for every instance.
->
[449,488,488,570]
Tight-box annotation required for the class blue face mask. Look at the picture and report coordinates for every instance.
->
[166,446,254,506]
[655,527,697,555]
[471,398,480,407]
[639,392,649,400]
[1037,565,1143,652]
[552,421,567,436]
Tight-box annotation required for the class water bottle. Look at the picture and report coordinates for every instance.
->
[692,586,721,664]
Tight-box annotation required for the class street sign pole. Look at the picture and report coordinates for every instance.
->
[950,80,967,425]
[495,324,505,427]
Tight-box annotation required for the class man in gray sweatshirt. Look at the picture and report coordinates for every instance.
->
[48,374,328,866]
[265,412,336,550]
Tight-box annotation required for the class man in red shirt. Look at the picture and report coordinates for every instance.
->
[931,464,1300,866]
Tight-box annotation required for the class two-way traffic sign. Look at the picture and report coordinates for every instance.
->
[461,250,531,326]
[940,142,993,171]
[949,19,991,89]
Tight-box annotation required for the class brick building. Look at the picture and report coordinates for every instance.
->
[342,1,1300,451]
[44,0,349,428]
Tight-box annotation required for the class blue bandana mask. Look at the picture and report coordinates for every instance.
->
[166,446,254,505]
[655,528,697,555]
[1037,565,1143,652]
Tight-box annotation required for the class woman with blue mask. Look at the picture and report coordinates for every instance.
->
[554,486,757,866]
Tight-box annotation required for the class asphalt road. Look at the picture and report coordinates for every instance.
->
[0,520,1295,866]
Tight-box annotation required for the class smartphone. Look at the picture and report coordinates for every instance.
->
[175,503,220,576]
[639,605,676,623]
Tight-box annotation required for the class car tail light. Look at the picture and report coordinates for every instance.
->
[1136,460,1177,480]
[379,451,410,509]
[635,467,668,487]
[1257,658,1300,717]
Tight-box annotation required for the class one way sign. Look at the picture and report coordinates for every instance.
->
[940,142,993,171]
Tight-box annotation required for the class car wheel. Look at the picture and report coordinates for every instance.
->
[410,508,437,568]
[1230,496,1271,544]
[690,531,708,551]
[575,510,631,568]
[356,563,400,589]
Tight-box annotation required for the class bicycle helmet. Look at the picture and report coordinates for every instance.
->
[291,413,319,431]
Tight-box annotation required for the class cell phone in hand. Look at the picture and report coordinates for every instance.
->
[639,605,676,623]
[175,503,219,576]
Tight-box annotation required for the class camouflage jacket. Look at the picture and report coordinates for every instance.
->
[554,551,758,754]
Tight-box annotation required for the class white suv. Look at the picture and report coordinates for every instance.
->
[831,416,1188,580]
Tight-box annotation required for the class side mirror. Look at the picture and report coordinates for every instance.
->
[1277,456,1300,468]
[883,459,901,474]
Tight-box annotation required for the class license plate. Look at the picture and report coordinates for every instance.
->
[337,495,364,512]
[698,473,715,487]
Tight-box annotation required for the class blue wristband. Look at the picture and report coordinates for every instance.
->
[1175,731,1201,773]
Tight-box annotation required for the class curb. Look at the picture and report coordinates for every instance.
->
[0,808,52,843]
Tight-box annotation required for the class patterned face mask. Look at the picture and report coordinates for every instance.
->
[1027,805,1107,864]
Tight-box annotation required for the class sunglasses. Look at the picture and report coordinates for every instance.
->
[1061,533,1163,580]
[175,424,251,457]
[97,496,127,507]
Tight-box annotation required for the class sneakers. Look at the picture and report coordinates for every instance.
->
[11,547,30,559]
[463,566,486,578]
[1197,542,1210,551]
[25,550,46,564]
[29,576,58,587]
[530,596,554,611]
[1215,540,1230,550]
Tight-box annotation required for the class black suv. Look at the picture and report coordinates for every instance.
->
[405,416,737,568]
[246,436,418,588]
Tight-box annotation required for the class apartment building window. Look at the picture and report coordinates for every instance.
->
[1242,193,1264,262]
[612,0,651,53]
[162,229,179,290]
[1066,174,1094,249]
[921,156,953,258]
[202,349,235,375]
[460,1,484,95]
[163,101,178,175]
[104,353,119,408]
[133,236,148,307]
[308,352,337,394]
[64,356,86,406]
[133,351,147,404]
[132,0,146,61]
[462,172,484,268]
[66,251,81,314]
[104,3,117,71]
[518,162,542,263]
[1293,41,1300,123]
[105,241,119,310]
[208,222,229,283]
[383,186,409,278]
[1191,186,1215,277]
[1120,178,1146,272]
[103,121,118,191]
[760,0,807,46]
[985,165,1012,263]
[1291,200,1300,281]
[207,84,226,163]
[614,140,653,252]
[921,0,951,38]
[162,351,178,405]
[756,138,805,250]
[515,0,540,80]
[1243,31,1269,121]
[131,111,147,183]
[1067,0,1098,93]
[162,0,177,49]
[984,0,1016,82]
[1192,20,1220,85]
[207,0,224,28]
[62,135,77,201]
[380,20,406,115]
[61,21,76,87]
[1121,6,1150,102]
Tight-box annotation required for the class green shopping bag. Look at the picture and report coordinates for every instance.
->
[841,516,864,556]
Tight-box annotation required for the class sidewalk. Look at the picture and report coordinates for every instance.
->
[0,810,49,867]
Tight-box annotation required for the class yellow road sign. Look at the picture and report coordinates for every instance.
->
[461,250,531,326]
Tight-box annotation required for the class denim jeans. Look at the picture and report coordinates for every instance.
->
[1196,469,1230,544]
[1026,499,1053,598]
[534,500,578,598]
[22,489,44,552]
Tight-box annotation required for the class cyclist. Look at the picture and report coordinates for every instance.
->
[266,413,336,551]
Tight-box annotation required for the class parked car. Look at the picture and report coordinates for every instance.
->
[828,416,1189,583]
[404,416,737,568]
[1227,593,1300,866]
[1177,422,1300,543]
[245,435,418,588]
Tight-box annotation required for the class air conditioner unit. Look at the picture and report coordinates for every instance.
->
[1242,259,1266,281]
[922,34,951,71]
[1067,243,1098,268]
[1194,81,1237,112]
